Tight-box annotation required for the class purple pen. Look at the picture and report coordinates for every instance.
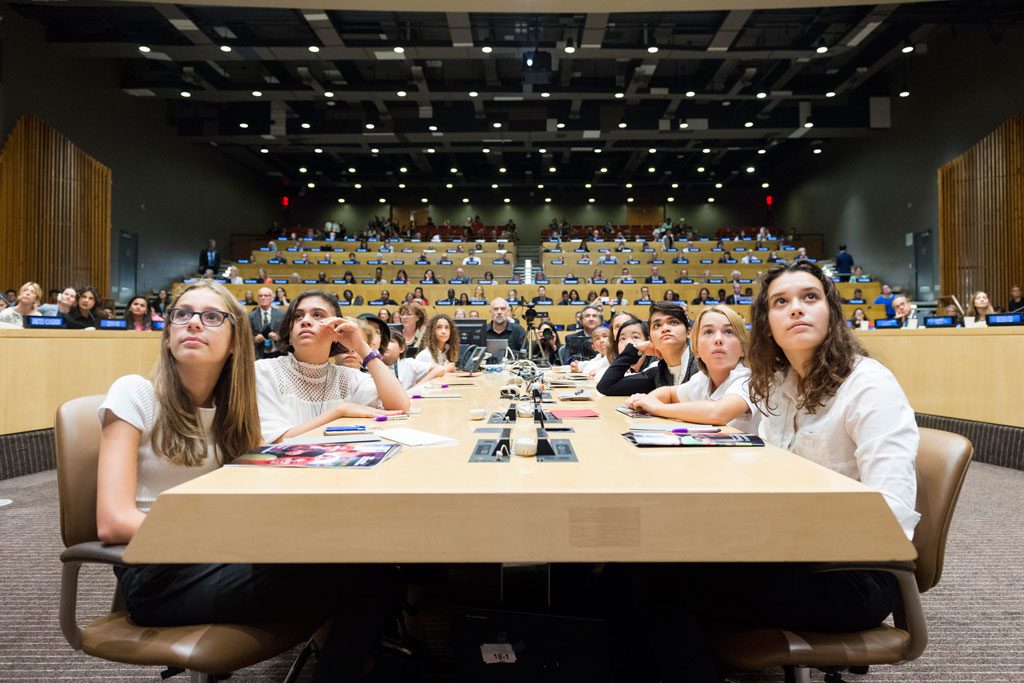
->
[671,428,721,434]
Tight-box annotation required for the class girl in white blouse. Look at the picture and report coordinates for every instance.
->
[97,281,397,682]
[255,290,409,443]
[636,261,916,681]
[623,304,759,433]
[414,313,459,372]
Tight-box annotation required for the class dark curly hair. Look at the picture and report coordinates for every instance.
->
[278,290,344,356]
[747,260,866,415]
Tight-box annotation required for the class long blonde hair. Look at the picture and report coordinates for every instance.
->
[152,281,261,465]
[689,304,749,374]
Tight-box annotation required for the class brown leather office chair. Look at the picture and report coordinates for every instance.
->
[711,427,974,683]
[56,394,319,682]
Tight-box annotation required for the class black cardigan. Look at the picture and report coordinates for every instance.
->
[596,343,699,396]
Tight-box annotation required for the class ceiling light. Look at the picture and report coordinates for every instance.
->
[588,198,595,203]
[499,167,507,173]
[482,147,491,153]
[647,46,659,54]
[426,148,435,153]
[301,122,311,129]
[491,183,499,189]
[826,91,836,98]
[556,122,565,129]
[899,89,910,98]
[708,197,715,203]
[594,148,602,154]
[421,198,429,203]
[469,91,479,97]
[618,122,627,129]
[697,166,705,172]
[647,148,657,154]
[537,183,545,189]
[756,91,767,99]
[463,198,470,203]
[685,90,696,97]
[354,183,362,189]
[815,40,828,54]
[379,197,387,203]
[703,148,711,153]
[625,182,633,188]
[599,167,608,173]
[446,183,453,188]
[758,148,766,154]
[744,121,754,128]
[481,46,493,54]
[398,183,406,188]
[450,167,458,173]
[138,45,151,53]
[538,148,547,153]
[307,182,315,188]
[804,121,814,128]
[180,91,191,98]
[647,167,656,173]
[679,122,689,129]
[504,198,511,204]
[813,148,822,154]
[396,90,407,97]
[324,91,334,98]
[338,198,345,203]
[614,92,624,99]
[348,166,357,173]
[239,123,248,129]
[746,166,755,173]
[541,92,550,98]
[252,90,262,97]
[667,197,675,203]
[219,45,231,53]
[259,148,269,154]
[365,123,375,130]
[545,197,552,203]
[399,166,408,173]
[370,148,379,154]
[761,182,770,188]
[901,42,915,54]
[627,197,635,202]
[299,166,307,173]
[671,183,679,188]
[548,166,557,172]
[715,182,723,188]
[585,183,592,188]
[564,38,576,54]
[428,125,438,131]
[393,46,405,54]
[308,45,320,53]
[492,122,501,128]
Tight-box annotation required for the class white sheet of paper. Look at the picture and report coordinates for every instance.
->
[378,428,459,447]
[480,643,517,664]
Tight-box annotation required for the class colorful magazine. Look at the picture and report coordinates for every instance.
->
[231,442,401,468]
[622,432,765,448]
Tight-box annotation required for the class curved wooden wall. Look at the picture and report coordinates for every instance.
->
[938,114,1024,306]
[0,115,111,297]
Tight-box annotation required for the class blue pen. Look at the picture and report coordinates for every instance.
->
[325,425,367,432]
[671,428,721,434]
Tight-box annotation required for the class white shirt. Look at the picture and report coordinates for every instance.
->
[757,357,920,540]
[99,375,221,513]
[415,347,449,365]
[579,354,609,375]
[675,364,760,434]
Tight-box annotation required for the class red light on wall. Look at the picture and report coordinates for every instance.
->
[281,196,290,207]
[765,194,774,207]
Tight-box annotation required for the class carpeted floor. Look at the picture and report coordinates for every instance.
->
[1,463,1022,682]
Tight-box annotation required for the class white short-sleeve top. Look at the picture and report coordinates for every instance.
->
[757,357,921,540]
[99,374,221,513]
[674,364,760,434]
[255,354,378,443]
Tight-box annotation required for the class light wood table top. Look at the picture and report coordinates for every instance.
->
[125,371,915,565]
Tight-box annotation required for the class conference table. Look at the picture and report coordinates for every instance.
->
[124,369,914,565]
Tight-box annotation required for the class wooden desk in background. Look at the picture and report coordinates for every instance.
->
[0,329,162,435]
[124,375,914,565]
[857,326,1024,428]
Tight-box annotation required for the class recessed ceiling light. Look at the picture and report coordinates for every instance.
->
[301,122,311,129]
[685,90,696,97]
[354,183,362,189]
[816,44,829,54]
[625,182,633,188]
[545,197,552,203]
[697,166,705,172]
[469,91,479,97]
[679,122,689,129]
[588,198,595,203]
[556,122,565,129]
[252,90,262,97]
[708,197,715,203]
[503,197,511,203]
[746,166,755,173]
[482,147,491,153]
[715,182,723,188]
[314,147,323,153]
[499,167,507,173]
[614,92,624,99]
[548,166,557,172]
[348,167,357,173]
[307,182,315,188]
[370,148,379,154]
[259,148,269,154]
[813,148,822,154]
[446,182,453,188]
[647,46,659,54]
[594,148,602,154]
[671,183,679,188]
[338,198,345,203]
[399,166,408,173]
[585,183,592,188]
[138,45,151,53]
[627,197,635,202]
[308,45,320,53]
[901,43,915,54]
[804,121,814,128]
[426,148,435,153]
[538,148,547,153]
[667,197,675,202]
[761,182,770,188]
[899,89,910,98]
[463,198,470,203]
[428,125,438,131]
[180,91,191,98]
[541,92,550,98]
[599,167,608,173]
[537,183,545,189]
[564,43,576,55]
[379,197,387,203]
[702,148,711,153]
[324,91,334,98]
[481,46,493,54]
[299,166,307,173]
[617,122,627,129]
[647,167,656,173]
[450,167,458,173]
[491,183,499,189]
[219,45,231,52]
[756,91,767,99]
[825,91,836,98]
[398,183,406,188]
[393,46,405,54]
[239,123,249,129]
[492,122,502,128]
[758,148,766,154]
[396,90,407,97]
[365,123,375,130]
[421,197,429,203]
[744,121,754,128]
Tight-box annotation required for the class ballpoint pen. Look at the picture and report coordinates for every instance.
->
[325,425,368,432]
[375,415,411,422]
[671,428,721,434]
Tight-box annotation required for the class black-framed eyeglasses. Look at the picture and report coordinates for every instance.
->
[167,308,231,327]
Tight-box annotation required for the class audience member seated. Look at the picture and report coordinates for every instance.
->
[966,290,997,324]
[532,286,553,304]
[124,296,162,331]
[691,287,712,306]
[1007,284,1023,314]
[874,283,896,317]
[645,266,665,284]
[63,286,106,329]
[0,281,41,327]
[597,301,699,395]
[725,283,744,305]
[892,296,918,327]
[486,298,526,351]
[397,302,427,359]
[36,286,76,318]
[527,321,561,365]
[415,313,458,372]
[850,307,868,328]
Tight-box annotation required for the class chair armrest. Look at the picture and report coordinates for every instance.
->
[59,542,128,650]
[61,541,127,566]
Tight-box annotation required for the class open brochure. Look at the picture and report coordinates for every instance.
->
[231,442,401,468]
[622,432,765,448]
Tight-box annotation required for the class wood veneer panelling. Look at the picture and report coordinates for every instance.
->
[0,115,111,296]
[938,114,1024,307]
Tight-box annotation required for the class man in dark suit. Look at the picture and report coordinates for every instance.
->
[644,265,665,284]
[199,239,221,274]
[248,287,285,359]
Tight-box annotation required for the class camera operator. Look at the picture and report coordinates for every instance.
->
[528,320,561,365]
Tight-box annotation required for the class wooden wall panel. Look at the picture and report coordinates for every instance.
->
[625,204,665,226]
[0,114,111,297]
[938,114,1024,309]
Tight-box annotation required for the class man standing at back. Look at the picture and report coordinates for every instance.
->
[199,239,221,274]
[248,287,284,359]
[835,244,854,282]
[486,298,526,352]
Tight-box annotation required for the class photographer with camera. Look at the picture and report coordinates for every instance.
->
[528,321,561,365]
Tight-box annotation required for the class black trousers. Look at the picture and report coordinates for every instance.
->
[624,563,901,683]
[115,563,400,682]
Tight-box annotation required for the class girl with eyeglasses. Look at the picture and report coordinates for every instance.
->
[97,281,398,682]
[254,290,409,444]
